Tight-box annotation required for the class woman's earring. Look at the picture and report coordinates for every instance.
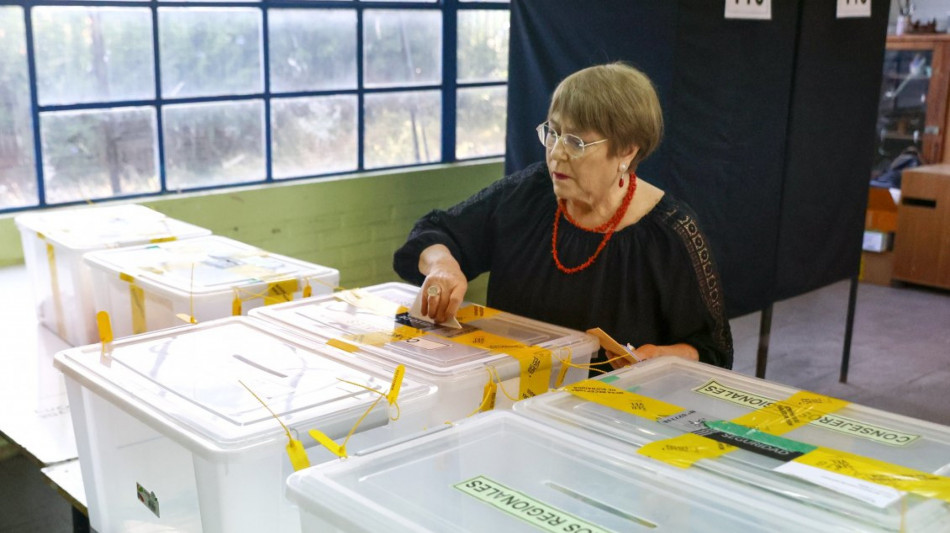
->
[619,176,625,188]
[619,163,628,188]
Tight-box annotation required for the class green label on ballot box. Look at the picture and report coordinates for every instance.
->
[455,475,621,533]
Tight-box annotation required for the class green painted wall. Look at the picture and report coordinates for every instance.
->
[0,160,502,302]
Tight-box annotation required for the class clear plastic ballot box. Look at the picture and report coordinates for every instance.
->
[250,282,598,421]
[285,410,863,533]
[54,316,437,533]
[84,235,339,339]
[513,358,950,532]
[15,204,210,346]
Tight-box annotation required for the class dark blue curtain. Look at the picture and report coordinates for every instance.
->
[505,0,888,317]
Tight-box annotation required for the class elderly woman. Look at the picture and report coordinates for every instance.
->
[394,62,733,370]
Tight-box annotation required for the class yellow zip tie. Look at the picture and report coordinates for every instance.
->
[327,338,360,353]
[465,368,500,418]
[308,428,348,459]
[46,242,66,339]
[386,365,405,406]
[554,350,573,388]
[232,288,242,316]
[303,283,312,298]
[488,365,519,402]
[308,365,406,459]
[238,380,311,471]
[480,381,497,412]
[186,262,197,324]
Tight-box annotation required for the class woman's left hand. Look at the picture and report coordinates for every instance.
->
[605,343,699,370]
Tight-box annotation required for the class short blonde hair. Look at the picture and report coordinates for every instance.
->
[548,62,663,166]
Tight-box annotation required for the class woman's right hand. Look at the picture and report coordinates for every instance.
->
[418,244,467,323]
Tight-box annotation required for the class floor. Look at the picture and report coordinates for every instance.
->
[1,276,949,532]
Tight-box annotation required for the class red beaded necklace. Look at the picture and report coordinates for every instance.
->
[552,173,637,274]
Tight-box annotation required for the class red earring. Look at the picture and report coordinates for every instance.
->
[619,176,624,188]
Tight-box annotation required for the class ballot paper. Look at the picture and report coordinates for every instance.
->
[586,327,640,365]
[408,288,462,329]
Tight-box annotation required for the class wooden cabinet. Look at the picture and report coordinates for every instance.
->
[893,164,950,289]
[876,35,950,172]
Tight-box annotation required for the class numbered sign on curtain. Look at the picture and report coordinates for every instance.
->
[724,0,771,20]
[837,0,871,18]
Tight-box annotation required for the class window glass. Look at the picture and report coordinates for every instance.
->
[363,10,441,88]
[0,7,37,209]
[163,100,265,189]
[456,86,506,159]
[271,95,357,179]
[457,10,509,82]
[159,8,262,99]
[269,9,357,93]
[364,90,440,169]
[33,7,154,106]
[41,107,158,203]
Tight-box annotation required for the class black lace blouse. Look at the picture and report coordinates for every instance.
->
[393,161,733,369]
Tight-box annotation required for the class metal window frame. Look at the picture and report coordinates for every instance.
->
[1,0,509,214]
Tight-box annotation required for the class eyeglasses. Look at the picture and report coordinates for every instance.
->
[536,122,608,158]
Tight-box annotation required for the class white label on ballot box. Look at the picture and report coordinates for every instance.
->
[775,461,903,508]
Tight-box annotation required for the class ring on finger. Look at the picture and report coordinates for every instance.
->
[427,285,442,297]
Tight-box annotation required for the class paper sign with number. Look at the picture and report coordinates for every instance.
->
[725,0,771,20]
[837,0,871,18]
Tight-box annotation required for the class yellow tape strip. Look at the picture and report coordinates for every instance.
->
[45,242,66,339]
[328,338,360,353]
[455,304,501,321]
[730,391,849,435]
[333,296,554,401]
[638,433,737,468]
[265,279,298,306]
[120,272,147,334]
[565,380,684,421]
[449,328,551,399]
[149,236,177,244]
[130,284,146,334]
[794,448,950,504]
[96,311,114,366]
